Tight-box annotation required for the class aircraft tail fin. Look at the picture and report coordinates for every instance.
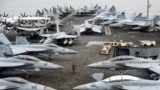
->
[66,21,73,34]
[133,13,142,21]
[156,54,160,60]
[0,51,6,57]
[93,4,99,10]
[95,9,101,16]
[0,33,11,45]
[109,5,116,16]
[0,44,13,56]
[54,13,60,20]
[15,36,29,45]
[130,12,137,20]
[39,28,45,36]
[117,11,126,19]
[152,15,160,26]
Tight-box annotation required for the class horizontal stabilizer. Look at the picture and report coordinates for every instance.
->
[0,33,11,44]
[156,54,160,60]
[92,73,104,81]
[0,51,6,57]
[92,28,102,33]
[0,44,13,56]
[149,66,160,74]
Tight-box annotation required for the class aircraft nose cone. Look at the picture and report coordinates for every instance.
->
[69,49,77,54]
[87,63,99,68]
[44,86,57,90]
[73,85,88,90]
[62,48,77,54]
[56,65,64,69]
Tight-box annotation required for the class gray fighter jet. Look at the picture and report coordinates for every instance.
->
[88,55,160,78]
[109,13,145,28]
[76,4,100,16]
[73,75,160,90]
[0,54,63,75]
[0,77,56,90]
[110,15,160,31]
[0,33,77,56]
[40,22,79,45]
[73,20,102,34]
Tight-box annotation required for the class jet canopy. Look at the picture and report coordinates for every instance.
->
[45,44,60,48]
[110,56,136,61]
[3,77,30,84]
[102,75,141,83]
[12,55,41,61]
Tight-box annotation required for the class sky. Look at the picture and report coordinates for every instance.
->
[0,0,159,18]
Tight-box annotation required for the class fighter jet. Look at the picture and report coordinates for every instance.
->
[123,15,160,31]
[109,13,145,28]
[40,22,79,45]
[76,4,100,16]
[0,53,63,76]
[87,55,160,78]
[73,75,160,90]
[87,5,125,25]
[110,15,160,31]
[10,55,64,70]
[0,77,56,90]
[0,33,77,56]
[73,20,102,34]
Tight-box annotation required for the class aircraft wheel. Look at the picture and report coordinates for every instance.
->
[47,55,52,61]
[126,44,130,47]
[63,39,68,45]
[150,44,154,46]
[26,72,32,78]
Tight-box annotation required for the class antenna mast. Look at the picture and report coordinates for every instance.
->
[147,0,150,19]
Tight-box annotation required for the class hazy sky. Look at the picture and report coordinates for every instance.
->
[0,0,159,18]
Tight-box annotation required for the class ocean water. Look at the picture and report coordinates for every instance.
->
[0,0,159,18]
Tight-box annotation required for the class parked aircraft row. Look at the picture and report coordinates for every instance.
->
[0,5,74,36]
[73,55,160,89]
[73,75,160,90]
[0,4,160,90]
[71,5,160,90]
[0,5,84,90]
[0,33,77,56]
[0,32,76,89]
[1,5,160,37]
[0,77,56,90]
[87,55,160,78]
[0,53,63,76]
[72,5,127,34]
[74,5,160,33]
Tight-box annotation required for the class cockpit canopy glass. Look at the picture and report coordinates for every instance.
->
[110,56,135,61]
[4,77,30,84]
[12,55,41,61]
[46,44,59,48]
[102,75,140,83]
